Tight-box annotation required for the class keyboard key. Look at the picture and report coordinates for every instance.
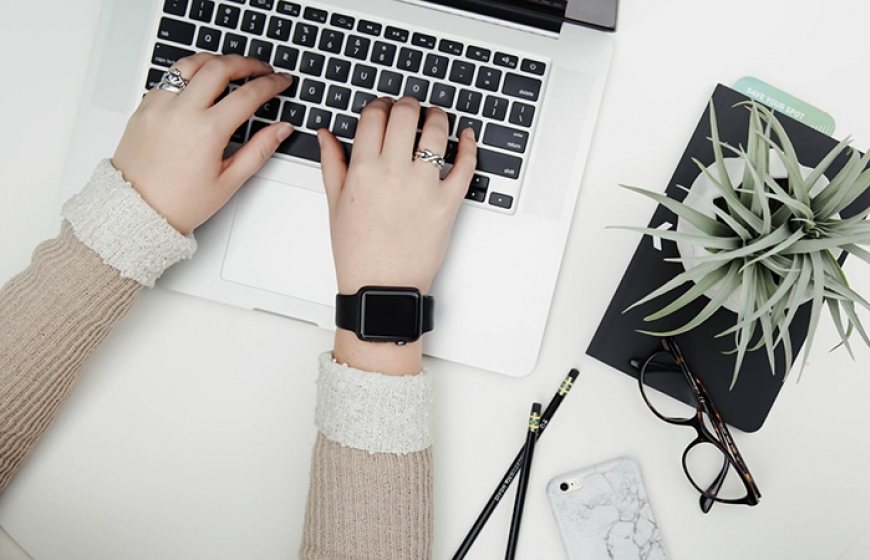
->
[509,101,535,127]
[385,26,409,43]
[216,4,241,28]
[226,1,246,4]
[145,67,164,90]
[446,112,457,135]
[423,54,448,79]
[248,39,273,62]
[429,83,455,108]
[152,42,194,67]
[466,188,486,202]
[358,20,382,36]
[475,67,502,92]
[303,7,327,23]
[439,38,463,55]
[521,58,546,75]
[404,77,429,101]
[333,114,358,139]
[241,10,267,34]
[274,45,299,70]
[331,13,355,29]
[307,108,332,130]
[494,52,518,69]
[371,41,396,66]
[456,89,482,114]
[299,78,325,103]
[466,45,490,62]
[457,117,482,140]
[231,121,248,143]
[325,58,351,82]
[222,32,247,54]
[299,51,325,76]
[352,91,377,113]
[449,60,475,86]
[482,95,508,121]
[503,73,541,102]
[276,129,321,162]
[326,85,352,110]
[196,26,222,51]
[267,16,292,41]
[163,0,188,17]
[398,47,423,72]
[281,78,299,98]
[489,192,514,209]
[471,173,490,190]
[444,139,459,163]
[276,1,300,16]
[249,0,274,10]
[255,97,280,120]
[345,35,370,60]
[351,64,376,89]
[292,23,317,47]
[377,70,403,96]
[412,32,436,49]
[158,17,195,45]
[478,149,522,179]
[318,29,344,53]
[190,0,215,22]
[483,123,528,153]
[281,101,306,126]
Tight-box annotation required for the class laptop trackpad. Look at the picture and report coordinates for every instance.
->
[221,178,336,306]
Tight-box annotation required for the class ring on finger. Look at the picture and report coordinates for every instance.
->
[413,148,445,170]
[155,67,190,95]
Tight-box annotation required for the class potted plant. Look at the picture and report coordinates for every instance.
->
[618,102,870,387]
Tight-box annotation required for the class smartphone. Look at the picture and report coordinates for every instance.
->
[546,457,668,560]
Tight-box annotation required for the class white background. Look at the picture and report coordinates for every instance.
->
[1,0,870,559]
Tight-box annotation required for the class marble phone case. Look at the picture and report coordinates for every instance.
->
[547,457,668,560]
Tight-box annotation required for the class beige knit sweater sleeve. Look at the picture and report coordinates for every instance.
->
[0,161,433,559]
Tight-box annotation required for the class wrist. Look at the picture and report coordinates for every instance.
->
[333,329,423,376]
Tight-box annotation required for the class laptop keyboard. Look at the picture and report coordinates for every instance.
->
[147,0,550,213]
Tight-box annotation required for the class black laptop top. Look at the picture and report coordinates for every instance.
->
[422,0,619,32]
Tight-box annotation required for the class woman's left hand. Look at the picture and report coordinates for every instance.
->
[113,54,295,234]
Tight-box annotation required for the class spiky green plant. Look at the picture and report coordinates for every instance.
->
[617,101,870,388]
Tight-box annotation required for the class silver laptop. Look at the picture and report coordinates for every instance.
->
[61,0,615,377]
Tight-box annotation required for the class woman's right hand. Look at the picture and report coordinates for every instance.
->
[318,96,477,375]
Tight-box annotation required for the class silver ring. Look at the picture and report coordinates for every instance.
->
[155,67,189,94]
[413,148,445,170]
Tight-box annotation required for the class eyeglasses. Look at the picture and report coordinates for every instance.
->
[631,337,761,513]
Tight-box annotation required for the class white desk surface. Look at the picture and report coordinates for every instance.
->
[1,1,869,559]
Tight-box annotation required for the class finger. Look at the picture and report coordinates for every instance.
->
[442,127,478,202]
[145,53,213,103]
[317,129,348,211]
[211,71,294,130]
[414,107,449,173]
[352,97,394,160]
[181,55,276,107]
[221,121,295,189]
[382,97,421,165]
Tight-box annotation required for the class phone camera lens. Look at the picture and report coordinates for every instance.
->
[559,482,569,492]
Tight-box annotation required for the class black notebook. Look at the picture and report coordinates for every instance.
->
[587,84,869,432]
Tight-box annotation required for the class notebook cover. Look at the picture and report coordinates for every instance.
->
[586,84,869,432]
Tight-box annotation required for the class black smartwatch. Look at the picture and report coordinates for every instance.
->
[335,286,434,344]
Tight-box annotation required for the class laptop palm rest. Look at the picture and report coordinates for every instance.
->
[221,178,337,307]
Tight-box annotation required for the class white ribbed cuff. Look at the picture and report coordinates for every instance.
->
[315,352,433,454]
[61,160,197,287]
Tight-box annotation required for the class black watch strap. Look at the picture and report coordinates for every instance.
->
[335,291,435,335]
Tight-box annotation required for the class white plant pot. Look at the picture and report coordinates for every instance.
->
[674,150,827,314]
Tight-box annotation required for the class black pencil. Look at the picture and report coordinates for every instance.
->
[452,368,579,560]
[505,402,541,560]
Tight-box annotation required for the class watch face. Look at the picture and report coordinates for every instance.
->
[360,289,422,341]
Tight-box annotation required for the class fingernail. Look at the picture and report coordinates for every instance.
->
[276,123,294,142]
[465,127,476,141]
[277,72,293,80]
[262,61,274,71]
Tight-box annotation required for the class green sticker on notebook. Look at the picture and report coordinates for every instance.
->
[734,76,836,136]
